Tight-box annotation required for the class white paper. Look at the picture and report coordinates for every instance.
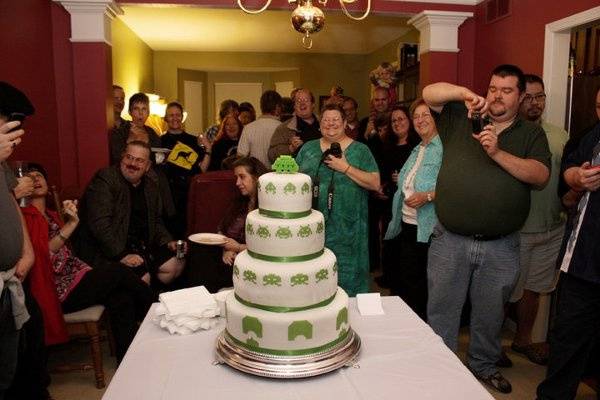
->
[356,293,385,316]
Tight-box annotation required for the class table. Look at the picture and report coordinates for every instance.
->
[102,297,493,400]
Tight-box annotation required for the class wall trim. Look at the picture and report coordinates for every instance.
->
[387,0,483,5]
[54,0,123,44]
[408,10,473,54]
[543,5,600,129]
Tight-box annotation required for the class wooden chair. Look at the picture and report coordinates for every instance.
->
[49,185,112,388]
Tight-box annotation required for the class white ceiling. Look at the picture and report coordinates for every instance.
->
[118,5,414,54]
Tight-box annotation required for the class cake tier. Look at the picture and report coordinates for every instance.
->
[225,288,350,354]
[257,172,312,216]
[233,248,338,308]
[245,209,324,259]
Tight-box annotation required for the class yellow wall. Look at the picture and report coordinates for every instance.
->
[153,51,369,126]
[111,17,154,110]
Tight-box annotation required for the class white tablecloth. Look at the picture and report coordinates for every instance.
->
[102,296,492,400]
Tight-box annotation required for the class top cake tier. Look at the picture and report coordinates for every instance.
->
[257,172,312,217]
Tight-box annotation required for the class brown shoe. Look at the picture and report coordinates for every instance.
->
[511,342,549,365]
[470,369,512,394]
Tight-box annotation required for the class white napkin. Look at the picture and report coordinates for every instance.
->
[153,286,223,335]
[356,293,385,316]
[158,286,219,317]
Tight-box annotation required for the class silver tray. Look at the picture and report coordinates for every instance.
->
[214,329,361,379]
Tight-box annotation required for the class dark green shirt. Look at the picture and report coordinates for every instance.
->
[434,102,551,236]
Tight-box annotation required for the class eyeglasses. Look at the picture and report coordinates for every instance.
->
[124,154,148,165]
[412,113,431,121]
[322,117,342,124]
[392,117,407,123]
[523,94,546,103]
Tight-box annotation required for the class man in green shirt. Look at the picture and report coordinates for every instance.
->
[422,65,551,394]
[508,74,568,366]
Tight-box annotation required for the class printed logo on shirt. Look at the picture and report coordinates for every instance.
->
[167,141,199,170]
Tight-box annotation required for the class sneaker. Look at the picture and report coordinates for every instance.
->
[472,370,512,394]
[495,350,513,368]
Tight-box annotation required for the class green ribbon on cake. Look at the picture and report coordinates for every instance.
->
[235,292,336,313]
[258,208,311,219]
[247,249,324,263]
[225,329,350,356]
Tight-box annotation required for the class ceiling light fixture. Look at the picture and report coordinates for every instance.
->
[237,0,370,49]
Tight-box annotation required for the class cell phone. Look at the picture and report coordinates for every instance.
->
[7,112,26,133]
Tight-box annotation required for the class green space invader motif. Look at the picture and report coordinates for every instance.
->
[275,226,292,239]
[246,337,259,348]
[265,182,276,194]
[301,182,310,195]
[272,155,299,173]
[315,268,328,282]
[257,225,271,238]
[284,182,296,195]
[246,222,254,236]
[338,327,348,338]
[336,307,348,330]
[332,262,338,275]
[290,273,309,286]
[297,225,312,238]
[243,270,257,284]
[233,265,240,279]
[316,221,324,234]
[288,321,313,341]
[263,273,282,286]
[242,316,263,338]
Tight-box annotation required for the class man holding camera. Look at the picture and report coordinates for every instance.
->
[422,65,551,393]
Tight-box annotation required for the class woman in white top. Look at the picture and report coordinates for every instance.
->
[384,99,443,321]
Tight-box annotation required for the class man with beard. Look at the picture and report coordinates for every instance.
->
[76,141,185,288]
[422,64,551,393]
[268,88,320,162]
[506,74,568,366]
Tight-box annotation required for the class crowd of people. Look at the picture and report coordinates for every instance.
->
[1,61,599,399]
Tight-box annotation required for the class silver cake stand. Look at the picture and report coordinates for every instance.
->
[214,329,361,379]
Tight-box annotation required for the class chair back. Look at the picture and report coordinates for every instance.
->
[186,170,237,235]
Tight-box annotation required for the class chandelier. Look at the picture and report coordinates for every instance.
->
[237,0,371,49]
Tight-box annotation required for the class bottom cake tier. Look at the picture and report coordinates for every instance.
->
[225,288,350,355]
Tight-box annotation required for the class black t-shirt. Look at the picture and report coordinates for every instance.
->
[295,116,321,156]
[209,138,239,171]
[161,131,205,179]
[381,142,414,192]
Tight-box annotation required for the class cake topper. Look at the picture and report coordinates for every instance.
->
[273,155,299,174]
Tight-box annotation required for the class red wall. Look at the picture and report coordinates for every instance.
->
[0,0,67,186]
[473,0,599,95]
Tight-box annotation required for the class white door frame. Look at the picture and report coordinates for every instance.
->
[543,5,600,128]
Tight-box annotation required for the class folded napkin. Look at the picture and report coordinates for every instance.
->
[152,286,224,335]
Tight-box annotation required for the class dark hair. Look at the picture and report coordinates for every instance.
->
[165,101,183,114]
[220,156,268,233]
[342,96,358,109]
[490,64,526,93]
[320,103,346,120]
[128,92,149,111]
[260,90,283,114]
[219,99,239,121]
[523,74,545,91]
[388,104,418,146]
[239,102,255,113]
[112,85,124,91]
[27,162,48,181]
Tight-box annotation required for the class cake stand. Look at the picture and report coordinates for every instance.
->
[214,328,361,379]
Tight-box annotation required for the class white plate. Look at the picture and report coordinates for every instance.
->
[150,147,171,153]
[188,233,227,245]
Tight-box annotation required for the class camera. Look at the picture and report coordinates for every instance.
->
[321,142,342,161]
[471,112,489,134]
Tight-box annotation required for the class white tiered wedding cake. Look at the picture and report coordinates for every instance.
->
[222,157,355,362]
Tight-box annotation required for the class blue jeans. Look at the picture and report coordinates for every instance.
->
[427,223,520,377]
